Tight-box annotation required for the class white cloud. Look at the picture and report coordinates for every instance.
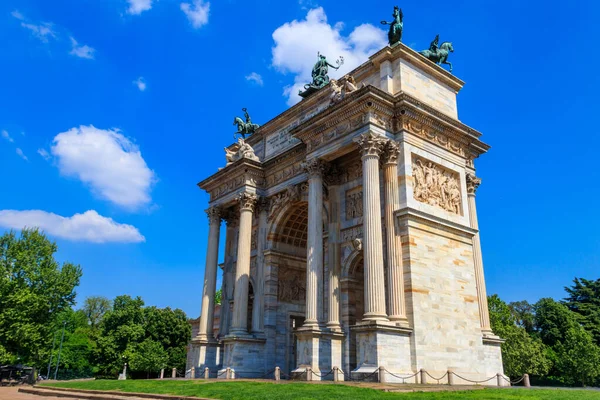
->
[245,72,264,86]
[38,148,51,160]
[51,125,156,210]
[11,10,24,20]
[180,0,210,29]
[133,77,147,91]
[1,130,14,143]
[12,11,57,42]
[69,37,95,59]
[0,210,145,243]
[127,0,153,15]
[271,7,386,105]
[15,148,28,161]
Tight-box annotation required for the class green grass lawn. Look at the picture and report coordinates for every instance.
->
[43,379,600,400]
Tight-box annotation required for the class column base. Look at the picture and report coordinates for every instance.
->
[292,327,324,381]
[189,338,220,378]
[221,335,266,378]
[327,331,344,382]
[351,321,413,382]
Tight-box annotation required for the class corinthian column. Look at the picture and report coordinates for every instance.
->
[302,159,326,328]
[230,192,258,336]
[355,132,388,322]
[466,174,493,335]
[196,206,222,341]
[382,140,408,324]
[251,197,269,334]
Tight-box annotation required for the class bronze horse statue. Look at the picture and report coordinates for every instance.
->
[419,41,454,72]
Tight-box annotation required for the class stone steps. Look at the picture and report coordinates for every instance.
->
[18,386,216,400]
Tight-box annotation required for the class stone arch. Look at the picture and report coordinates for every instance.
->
[342,241,364,280]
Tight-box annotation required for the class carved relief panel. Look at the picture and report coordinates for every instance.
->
[277,267,306,303]
[345,189,363,220]
[412,155,462,215]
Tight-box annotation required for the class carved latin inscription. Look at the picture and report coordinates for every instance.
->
[412,156,462,214]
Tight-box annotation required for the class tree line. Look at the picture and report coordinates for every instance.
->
[2,228,599,385]
[489,277,600,386]
[0,229,190,379]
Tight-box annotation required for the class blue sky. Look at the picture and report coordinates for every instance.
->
[0,0,598,317]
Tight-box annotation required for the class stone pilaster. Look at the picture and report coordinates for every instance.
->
[466,174,493,335]
[302,159,326,328]
[251,197,269,334]
[196,206,222,341]
[381,140,408,325]
[355,132,388,321]
[230,192,258,336]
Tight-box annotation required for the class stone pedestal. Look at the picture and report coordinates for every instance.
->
[189,339,220,377]
[351,321,413,382]
[292,327,323,380]
[220,336,266,378]
[328,331,344,381]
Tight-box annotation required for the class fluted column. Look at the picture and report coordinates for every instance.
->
[302,159,326,328]
[197,206,222,341]
[218,212,237,338]
[326,172,341,330]
[230,193,258,336]
[382,140,408,324]
[355,132,388,322]
[467,174,493,335]
[251,197,268,334]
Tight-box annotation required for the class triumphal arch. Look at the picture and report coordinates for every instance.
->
[188,40,505,384]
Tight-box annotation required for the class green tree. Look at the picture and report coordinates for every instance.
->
[126,339,168,379]
[563,277,600,345]
[215,289,222,305]
[509,300,535,334]
[534,298,580,347]
[488,295,551,377]
[96,295,145,376]
[554,326,600,386]
[0,229,82,366]
[82,296,112,329]
[143,306,190,371]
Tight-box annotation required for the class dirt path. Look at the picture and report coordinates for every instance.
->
[0,386,64,400]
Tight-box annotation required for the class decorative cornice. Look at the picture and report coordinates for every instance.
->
[237,192,258,212]
[381,139,400,165]
[197,158,265,203]
[354,131,386,158]
[466,173,482,195]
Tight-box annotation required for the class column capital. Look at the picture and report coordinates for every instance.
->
[302,159,327,178]
[354,132,386,158]
[223,209,239,227]
[381,140,400,165]
[466,173,482,195]
[256,196,270,214]
[205,206,222,224]
[237,192,258,212]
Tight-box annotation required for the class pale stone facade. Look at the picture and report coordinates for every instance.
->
[188,43,506,384]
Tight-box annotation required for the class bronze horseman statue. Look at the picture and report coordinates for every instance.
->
[299,52,344,98]
[419,34,454,72]
[233,108,260,139]
[380,6,403,45]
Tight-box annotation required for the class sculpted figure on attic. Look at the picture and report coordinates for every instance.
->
[413,158,461,214]
[224,138,259,166]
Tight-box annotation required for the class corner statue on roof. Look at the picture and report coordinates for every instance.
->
[419,34,454,73]
[381,6,403,45]
[233,108,260,139]
[299,52,344,99]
